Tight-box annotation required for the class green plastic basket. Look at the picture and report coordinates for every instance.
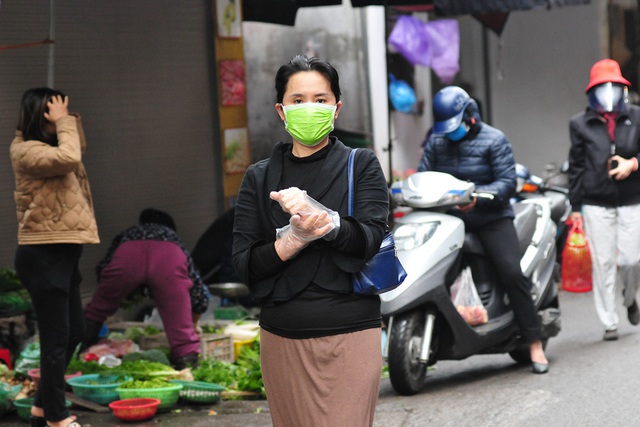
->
[168,380,225,404]
[66,374,127,405]
[115,384,182,412]
[13,398,71,421]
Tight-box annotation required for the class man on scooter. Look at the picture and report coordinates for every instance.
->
[417,86,549,374]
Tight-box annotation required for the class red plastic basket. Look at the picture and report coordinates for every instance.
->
[108,398,161,422]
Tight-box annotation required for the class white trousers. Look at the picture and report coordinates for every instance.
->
[583,204,640,330]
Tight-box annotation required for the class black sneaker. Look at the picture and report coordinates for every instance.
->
[628,300,640,325]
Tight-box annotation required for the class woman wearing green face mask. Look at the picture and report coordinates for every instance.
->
[233,55,389,427]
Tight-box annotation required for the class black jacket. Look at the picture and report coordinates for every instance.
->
[232,138,389,302]
[417,120,516,229]
[568,104,640,212]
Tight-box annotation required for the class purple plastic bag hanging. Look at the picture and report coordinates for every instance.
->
[388,16,460,83]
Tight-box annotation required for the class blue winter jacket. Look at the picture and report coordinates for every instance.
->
[417,121,516,229]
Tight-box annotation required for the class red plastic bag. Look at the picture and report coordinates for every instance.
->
[561,221,593,293]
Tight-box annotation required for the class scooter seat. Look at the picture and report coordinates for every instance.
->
[462,233,485,255]
[462,203,537,257]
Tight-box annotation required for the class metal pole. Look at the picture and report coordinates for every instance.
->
[383,0,393,180]
[47,0,55,87]
[482,26,492,125]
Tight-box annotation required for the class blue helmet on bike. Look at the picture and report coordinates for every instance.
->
[432,86,477,135]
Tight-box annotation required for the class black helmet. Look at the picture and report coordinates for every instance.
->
[432,86,477,134]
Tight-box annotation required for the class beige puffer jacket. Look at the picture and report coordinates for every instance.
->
[10,114,99,245]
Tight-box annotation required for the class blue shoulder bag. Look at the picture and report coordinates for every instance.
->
[348,149,407,296]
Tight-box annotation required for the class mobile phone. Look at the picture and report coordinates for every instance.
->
[610,159,619,170]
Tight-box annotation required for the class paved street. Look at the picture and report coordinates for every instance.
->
[3,288,639,426]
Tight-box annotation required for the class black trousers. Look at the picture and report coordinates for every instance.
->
[15,244,84,422]
[471,218,542,344]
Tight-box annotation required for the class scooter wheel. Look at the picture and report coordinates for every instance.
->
[388,310,431,396]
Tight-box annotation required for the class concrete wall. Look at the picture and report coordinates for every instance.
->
[457,2,604,176]
[243,2,605,181]
[0,0,221,294]
[243,4,371,162]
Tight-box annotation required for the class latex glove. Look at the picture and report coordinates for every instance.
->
[609,155,638,180]
[274,214,336,261]
[270,187,340,239]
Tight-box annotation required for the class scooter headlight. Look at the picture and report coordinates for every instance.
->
[393,221,439,251]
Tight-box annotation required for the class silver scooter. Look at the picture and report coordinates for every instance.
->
[383,171,561,396]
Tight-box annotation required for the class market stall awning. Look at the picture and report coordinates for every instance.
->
[242,0,341,26]
[243,0,591,28]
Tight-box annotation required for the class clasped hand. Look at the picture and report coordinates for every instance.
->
[608,155,638,180]
[270,187,336,241]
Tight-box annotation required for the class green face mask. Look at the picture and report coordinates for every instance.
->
[282,103,337,146]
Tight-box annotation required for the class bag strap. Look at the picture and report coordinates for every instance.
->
[348,149,358,216]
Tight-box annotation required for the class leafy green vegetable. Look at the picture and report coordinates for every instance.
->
[66,358,110,375]
[192,359,237,387]
[193,337,264,396]
[117,378,172,389]
[122,349,170,366]
[122,327,145,343]
[234,339,263,394]
[109,360,176,380]
[200,324,225,334]
[0,291,32,312]
[0,268,22,292]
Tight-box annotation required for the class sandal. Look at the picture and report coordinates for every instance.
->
[45,419,80,427]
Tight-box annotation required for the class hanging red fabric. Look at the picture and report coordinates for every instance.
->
[561,221,593,293]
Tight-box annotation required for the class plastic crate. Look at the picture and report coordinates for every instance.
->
[139,333,170,350]
[168,380,225,404]
[116,384,182,412]
[200,334,234,362]
[67,374,127,405]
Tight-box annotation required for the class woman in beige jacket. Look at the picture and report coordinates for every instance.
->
[10,88,99,427]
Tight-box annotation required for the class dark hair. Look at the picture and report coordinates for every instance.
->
[139,208,177,231]
[17,87,66,146]
[275,55,341,104]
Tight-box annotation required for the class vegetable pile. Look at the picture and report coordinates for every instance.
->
[192,337,264,395]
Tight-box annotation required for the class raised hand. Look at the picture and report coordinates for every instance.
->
[44,95,69,123]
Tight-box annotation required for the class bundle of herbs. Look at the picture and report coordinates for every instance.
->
[66,357,178,388]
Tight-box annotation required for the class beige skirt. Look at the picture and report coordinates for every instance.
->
[260,328,382,427]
